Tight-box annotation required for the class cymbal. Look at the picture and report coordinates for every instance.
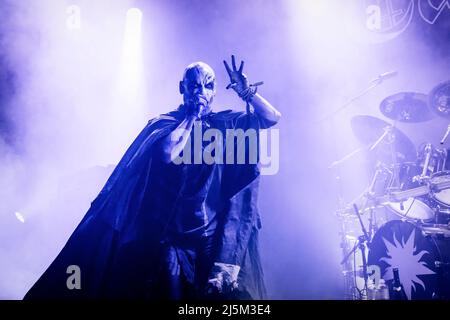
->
[429,80,450,119]
[380,92,433,123]
[351,115,416,162]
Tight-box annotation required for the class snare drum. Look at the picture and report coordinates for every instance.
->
[368,220,450,299]
[383,163,435,221]
[387,198,435,221]
[430,171,450,207]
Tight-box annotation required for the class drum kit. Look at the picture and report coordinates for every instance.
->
[336,80,450,300]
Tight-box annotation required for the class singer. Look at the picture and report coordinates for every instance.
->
[24,56,281,300]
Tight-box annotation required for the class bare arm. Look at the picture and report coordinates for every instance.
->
[249,93,281,123]
[158,115,196,163]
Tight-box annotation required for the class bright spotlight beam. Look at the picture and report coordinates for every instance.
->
[121,8,143,93]
[108,7,147,164]
[125,8,143,36]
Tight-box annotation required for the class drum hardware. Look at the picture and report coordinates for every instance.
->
[340,204,372,297]
[440,123,450,145]
[419,143,433,178]
[340,205,371,266]
[340,234,370,300]
[342,267,366,278]
[384,184,430,202]
[336,203,384,218]
[412,175,430,184]
[328,147,366,169]
[379,176,450,203]
[337,176,450,220]
[416,143,447,179]
[336,82,450,299]
[436,206,450,215]
[327,77,399,299]
[420,223,450,238]
[367,279,390,300]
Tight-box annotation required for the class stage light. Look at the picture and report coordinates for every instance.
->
[126,8,142,25]
[14,212,25,223]
[125,8,143,36]
[66,5,81,30]
[120,7,144,105]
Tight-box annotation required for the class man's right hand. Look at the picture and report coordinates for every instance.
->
[185,101,206,120]
[189,104,204,120]
[158,114,196,163]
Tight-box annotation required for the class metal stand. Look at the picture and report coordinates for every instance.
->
[318,80,383,124]
[330,75,392,299]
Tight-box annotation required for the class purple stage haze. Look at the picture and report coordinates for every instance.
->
[0,0,449,299]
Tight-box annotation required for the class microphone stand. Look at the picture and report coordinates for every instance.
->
[317,80,383,124]
[340,204,371,299]
[328,73,391,299]
[354,203,370,290]
[328,146,365,169]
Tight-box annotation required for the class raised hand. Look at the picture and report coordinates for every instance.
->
[223,55,249,96]
[224,55,264,103]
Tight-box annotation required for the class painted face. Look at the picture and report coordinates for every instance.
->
[180,62,216,115]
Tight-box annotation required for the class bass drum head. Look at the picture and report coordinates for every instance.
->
[368,220,444,300]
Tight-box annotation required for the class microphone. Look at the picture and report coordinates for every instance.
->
[196,105,204,119]
[371,71,398,83]
[188,97,205,119]
[440,124,450,145]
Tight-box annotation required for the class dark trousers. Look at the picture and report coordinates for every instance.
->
[155,235,216,299]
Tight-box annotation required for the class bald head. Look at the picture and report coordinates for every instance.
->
[182,62,216,83]
[180,62,216,116]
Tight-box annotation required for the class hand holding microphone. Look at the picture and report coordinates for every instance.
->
[187,96,206,119]
[194,104,205,119]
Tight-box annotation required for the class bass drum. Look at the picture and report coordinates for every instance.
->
[368,220,450,300]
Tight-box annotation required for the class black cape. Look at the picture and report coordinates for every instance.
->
[24,107,271,299]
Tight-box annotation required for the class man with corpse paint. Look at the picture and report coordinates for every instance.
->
[24,55,281,300]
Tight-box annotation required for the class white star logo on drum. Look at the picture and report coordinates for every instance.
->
[380,229,435,300]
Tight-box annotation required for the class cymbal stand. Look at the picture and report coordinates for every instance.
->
[333,166,359,299]
[339,163,387,299]
[327,75,392,299]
